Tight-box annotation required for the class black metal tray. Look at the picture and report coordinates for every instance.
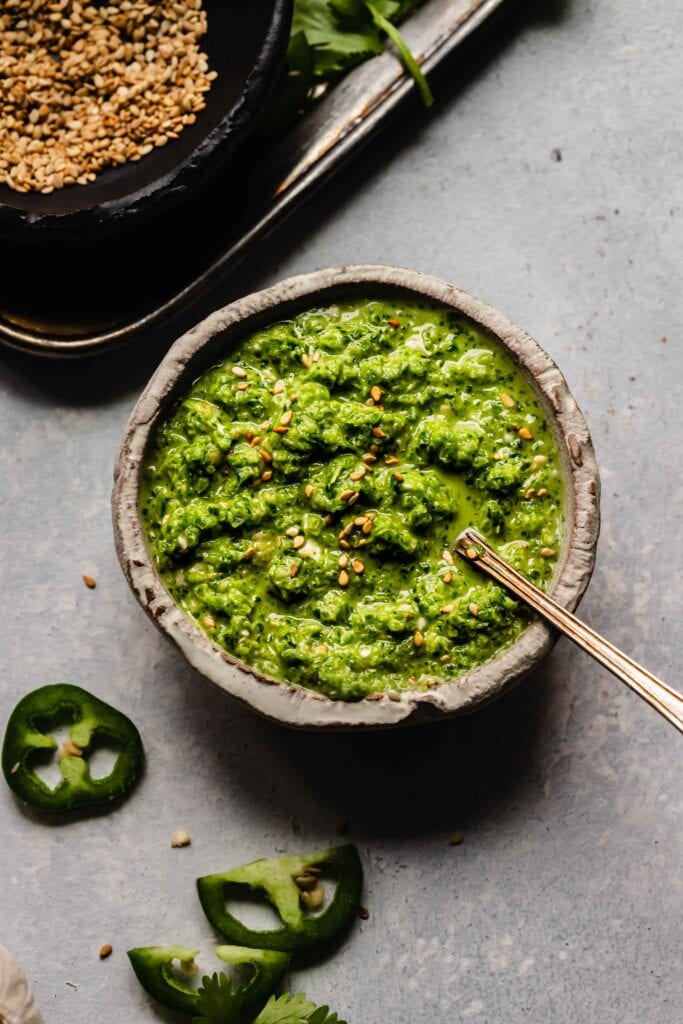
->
[0,0,510,358]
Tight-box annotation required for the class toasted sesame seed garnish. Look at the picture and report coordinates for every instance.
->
[246,429,254,441]
[311,350,321,363]
[358,906,370,920]
[249,435,261,448]
[339,489,355,502]
[524,488,537,500]
[99,944,113,960]
[371,385,382,402]
[273,426,289,435]
[238,382,252,392]
[280,410,293,426]
[82,575,97,589]
[393,471,404,482]
[305,484,314,498]
[449,833,465,847]
[272,379,285,395]
[347,492,360,506]
[340,524,353,538]
[442,549,454,565]
[365,398,375,407]
[362,519,373,535]
[340,539,351,550]
[493,451,505,461]
[349,467,366,481]
[362,453,377,463]
[356,537,368,548]
[440,654,451,664]
[259,449,272,463]
[537,488,549,498]
[338,570,349,587]
[387,318,401,327]
[301,353,311,367]
[500,392,515,408]
[324,514,334,525]
[372,426,386,439]
[413,630,425,647]
[231,366,247,378]
[290,394,298,403]
[171,829,192,848]
[338,554,349,569]
[352,559,364,574]
[10,761,20,774]
[440,603,455,614]
[533,454,548,466]
[290,563,299,577]
[261,470,273,482]
[202,614,216,630]
[370,444,380,455]
[286,525,300,537]
[518,426,533,440]
[384,455,400,466]
[463,547,477,560]
[541,547,557,558]
[292,535,305,550]
[469,603,479,617]
[353,516,366,526]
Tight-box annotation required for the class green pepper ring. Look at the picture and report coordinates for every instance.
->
[127,944,290,1016]
[1,684,144,813]
[197,844,363,953]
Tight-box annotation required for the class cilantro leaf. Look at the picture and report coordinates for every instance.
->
[293,0,382,79]
[253,992,346,1024]
[193,973,243,1024]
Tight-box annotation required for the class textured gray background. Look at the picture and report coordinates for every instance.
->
[1,0,682,1021]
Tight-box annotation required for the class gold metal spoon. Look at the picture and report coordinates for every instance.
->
[454,528,683,734]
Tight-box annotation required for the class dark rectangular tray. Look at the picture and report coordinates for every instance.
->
[0,0,511,358]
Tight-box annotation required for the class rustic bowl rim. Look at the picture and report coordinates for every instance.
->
[112,264,600,729]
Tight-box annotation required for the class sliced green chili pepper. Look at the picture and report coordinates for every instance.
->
[196,845,363,954]
[127,944,290,1016]
[1,684,143,813]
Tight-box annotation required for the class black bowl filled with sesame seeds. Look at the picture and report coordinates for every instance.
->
[0,0,292,241]
[113,265,600,729]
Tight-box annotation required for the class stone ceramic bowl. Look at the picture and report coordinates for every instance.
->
[112,266,600,729]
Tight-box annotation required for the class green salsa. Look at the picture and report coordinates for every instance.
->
[141,300,563,700]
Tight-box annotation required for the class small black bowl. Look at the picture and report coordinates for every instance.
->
[0,0,292,242]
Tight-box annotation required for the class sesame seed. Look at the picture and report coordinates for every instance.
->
[393,471,404,482]
[280,410,293,426]
[469,603,479,616]
[236,382,251,391]
[537,488,549,498]
[349,467,366,481]
[305,484,314,497]
[442,549,454,565]
[541,547,557,558]
[518,426,533,441]
[362,453,377,463]
[261,470,273,482]
[340,489,356,501]
[292,535,305,550]
[272,380,285,395]
[258,449,272,463]
[243,547,256,560]
[370,385,382,402]
[500,392,516,408]
[290,564,299,577]
[231,366,247,378]
[413,630,425,647]
[273,426,289,435]
[82,575,97,589]
[440,603,455,614]
[362,519,373,535]
[372,426,386,439]
[384,455,400,466]
[533,454,548,466]
[301,353,311,367]
[338,554,349,568]
[352,559,364,574]
[387,318,401,327]
[338,570,349,587]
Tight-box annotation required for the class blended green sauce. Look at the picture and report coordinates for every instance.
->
[142,300,563,700]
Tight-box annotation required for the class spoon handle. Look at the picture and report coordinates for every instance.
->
[454,529,683,734]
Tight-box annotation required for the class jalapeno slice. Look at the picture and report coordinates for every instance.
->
[127,944,290,1016]
[1,684,143,813]
[196,845,363,954]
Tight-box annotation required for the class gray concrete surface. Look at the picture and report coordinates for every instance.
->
[1,0,682,1021]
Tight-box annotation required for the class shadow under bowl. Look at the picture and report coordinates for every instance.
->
[0,0,292,242]
[112,265,600,729]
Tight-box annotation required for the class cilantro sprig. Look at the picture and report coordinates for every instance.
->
[192,980,345,1024]
[254,992,346,1024]
[263,0,432,129]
